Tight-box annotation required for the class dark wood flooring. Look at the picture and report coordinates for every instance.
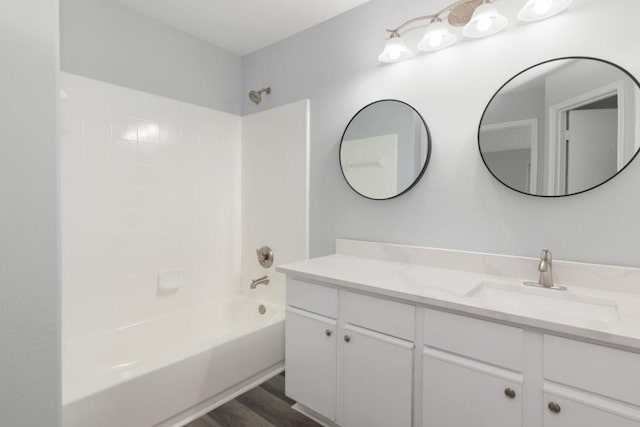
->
[186,372,321,427]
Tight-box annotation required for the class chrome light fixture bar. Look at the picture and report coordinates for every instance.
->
[379,0,572,63]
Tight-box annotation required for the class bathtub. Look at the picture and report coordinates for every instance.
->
[63,295,285,427]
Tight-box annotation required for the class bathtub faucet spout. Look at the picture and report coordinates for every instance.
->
[250,275,270,289]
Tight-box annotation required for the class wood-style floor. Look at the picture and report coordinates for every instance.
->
[185,372,321,427]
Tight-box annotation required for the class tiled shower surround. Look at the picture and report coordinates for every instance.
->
[60,73,242,337]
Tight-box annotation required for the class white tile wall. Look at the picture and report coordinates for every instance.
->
[60,73,242,338]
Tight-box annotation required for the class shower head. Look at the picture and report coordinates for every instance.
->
[249,91,261,104]
[249,87,271,105]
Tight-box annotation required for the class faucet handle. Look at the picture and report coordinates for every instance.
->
[540,249,552,261]
[256,246,274,268]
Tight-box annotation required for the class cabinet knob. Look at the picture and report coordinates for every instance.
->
[504,388,516,399]
[325,329,332,337]
[548,402,561,414]
[344,335,351,343]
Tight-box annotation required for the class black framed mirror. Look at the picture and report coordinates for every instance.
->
[479,57,640,197]
[339,99,432,200]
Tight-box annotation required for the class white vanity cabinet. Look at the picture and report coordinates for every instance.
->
[283,274,640,427]
[285,307,337,420]
[542,335,640,427]
[341,291,415,427]
[422,350,523,427]
[543,392,640,427]
[342,324,413,427]
[285,279,415,427]
[420,310,640,427]
[285,279,339,420]
[422,309,524,427]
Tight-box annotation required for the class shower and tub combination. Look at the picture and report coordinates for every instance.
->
[60,73,309,426]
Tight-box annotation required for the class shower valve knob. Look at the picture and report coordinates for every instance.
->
[256,246,273,268]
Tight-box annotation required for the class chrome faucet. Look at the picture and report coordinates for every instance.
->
[538,249,553,287]
[524,249,566,290]
[250,275,270,289]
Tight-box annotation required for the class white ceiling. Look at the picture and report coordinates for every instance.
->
[112,0,370,56]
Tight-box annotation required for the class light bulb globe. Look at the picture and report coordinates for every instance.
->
[518,0,572,22]
[417,21,457,52]
[378,35,413,63]
[463,3,508,39]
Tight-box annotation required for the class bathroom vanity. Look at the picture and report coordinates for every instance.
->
[278,240,640,427]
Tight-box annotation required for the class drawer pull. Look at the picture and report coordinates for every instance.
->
[344,335,351,343]
[504,388,516,399]
[548,402,561,414]
[325,329,332,337]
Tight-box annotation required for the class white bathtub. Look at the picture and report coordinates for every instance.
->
[63,295,285,427]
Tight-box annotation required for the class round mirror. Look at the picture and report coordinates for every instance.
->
[479,57,640,197]
[340,100,431,200]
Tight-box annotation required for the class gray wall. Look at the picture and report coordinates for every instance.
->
[243,0,640,267]
[60,0,243,114]
[0,0,61,425]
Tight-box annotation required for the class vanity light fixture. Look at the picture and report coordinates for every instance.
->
[379,0,572,63]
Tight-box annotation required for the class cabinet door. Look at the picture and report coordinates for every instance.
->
[285,307,337,420]
[342,324,414,427]
[544,392,640,427]
[422,348,523,427]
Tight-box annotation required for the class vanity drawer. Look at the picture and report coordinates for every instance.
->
[286,278,338,319]
[544,335,640,407]
[424,309,523,371]
[343,291,415,341]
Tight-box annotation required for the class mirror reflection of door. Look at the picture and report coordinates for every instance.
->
[480,120,537,194]
[549,81,625,196]
[562,96,618,195]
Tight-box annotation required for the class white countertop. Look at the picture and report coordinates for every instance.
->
[277,254,640,351]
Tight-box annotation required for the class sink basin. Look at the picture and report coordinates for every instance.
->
[466,282,619,324]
